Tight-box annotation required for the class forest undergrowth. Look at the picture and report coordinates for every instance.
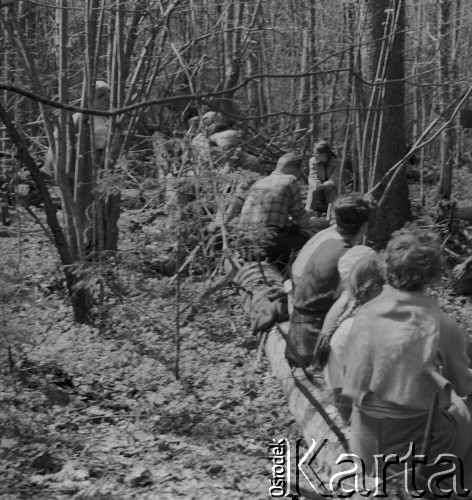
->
[1,166,472,499]
[0,203,300,499]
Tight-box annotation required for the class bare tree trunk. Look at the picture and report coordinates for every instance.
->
[218,0,241,115]
[0,7,56,156]
[307,3,317,145]
[0,101,92,323]
[296,1,317,148]
[297,29,310,141]
[245,3,267,125]
[411,1,423,145]
[438,0,454,199]
[348,2,368,193]
[258,5,270,127]
[364,0,411,247]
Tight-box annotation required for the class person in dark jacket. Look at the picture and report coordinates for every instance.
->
[286,194,371,367]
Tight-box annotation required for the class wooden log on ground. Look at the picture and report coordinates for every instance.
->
[265,323,347,464]
[232,261,472,496]
[232,262,347,483]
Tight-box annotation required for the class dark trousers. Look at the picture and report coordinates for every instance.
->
[305,185,337,213]
[350,394,472,480]
[264,227,309,268]
[243,226,309,270]
[285,314,325,367]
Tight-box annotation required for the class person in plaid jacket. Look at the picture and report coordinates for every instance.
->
[238,152,317,267]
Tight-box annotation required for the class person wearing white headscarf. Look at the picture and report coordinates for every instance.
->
[322,248,385,421]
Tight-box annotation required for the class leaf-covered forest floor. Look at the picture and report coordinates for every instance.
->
[1,165,472,499]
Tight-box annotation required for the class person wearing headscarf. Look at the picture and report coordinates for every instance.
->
[343,226,472,479]
[322,249,385,422]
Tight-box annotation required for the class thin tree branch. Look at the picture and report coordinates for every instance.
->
[0,101,73,266]
[0,69,444,118]
[369,86,472,202]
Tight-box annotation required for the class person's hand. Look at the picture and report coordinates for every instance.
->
[251,292,289,336]
[308,216,330,230]
[265,286,287,302]
[322,180,335,188]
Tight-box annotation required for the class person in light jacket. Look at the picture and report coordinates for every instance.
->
[305,140,341,214]
[342,226,472,479]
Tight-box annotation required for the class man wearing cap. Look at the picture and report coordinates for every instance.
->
[306,140,341,214]
[238,152,316,267]
[286,194,371,367]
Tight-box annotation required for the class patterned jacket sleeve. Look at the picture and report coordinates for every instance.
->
[288,177,310,228]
